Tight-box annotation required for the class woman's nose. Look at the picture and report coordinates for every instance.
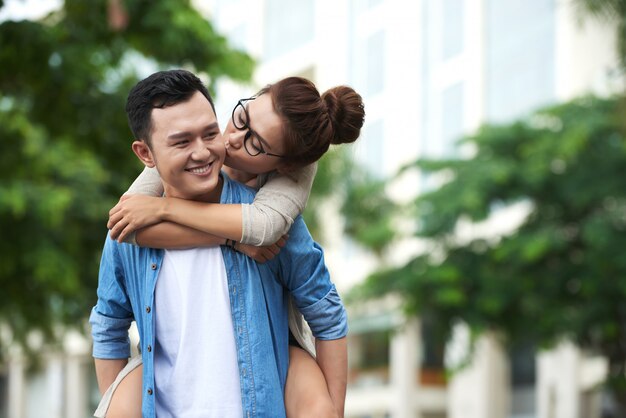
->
[227,129,245,149]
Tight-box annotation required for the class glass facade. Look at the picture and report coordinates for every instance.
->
[442,0,464,60]
[485,0,556,123]
[441,81,465,156]
[362,119,385,176]
[365,30,385,96]
[264,0,315,59]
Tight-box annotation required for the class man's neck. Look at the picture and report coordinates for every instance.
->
[223,166,258,187]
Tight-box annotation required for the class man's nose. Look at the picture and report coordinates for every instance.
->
[190,138,212,160]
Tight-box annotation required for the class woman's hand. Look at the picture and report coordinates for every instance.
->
[234,235,288,263]
[108,195,166,243]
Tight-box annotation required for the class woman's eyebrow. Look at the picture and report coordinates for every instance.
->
[246,110,273,149]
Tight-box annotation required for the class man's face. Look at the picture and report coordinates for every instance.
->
[133,91,225,202]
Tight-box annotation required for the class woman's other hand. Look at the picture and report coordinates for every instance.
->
[234,235,288,263]
[108,195,166,242]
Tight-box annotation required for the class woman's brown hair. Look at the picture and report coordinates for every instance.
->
[259,77,365,170]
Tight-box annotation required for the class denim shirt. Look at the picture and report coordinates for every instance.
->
[89,174,348,418]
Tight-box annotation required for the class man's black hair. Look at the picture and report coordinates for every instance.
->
[125,69,215,146]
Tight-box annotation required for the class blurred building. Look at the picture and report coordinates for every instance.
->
[200,0,621,418]
[0,0,621,417]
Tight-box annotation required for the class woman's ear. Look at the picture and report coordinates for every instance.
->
[131,140,156,168]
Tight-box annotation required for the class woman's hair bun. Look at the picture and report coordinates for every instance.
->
[322,86,365,145]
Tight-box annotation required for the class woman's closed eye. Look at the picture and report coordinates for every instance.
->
[248,134,264,152]
[237,112,248,127]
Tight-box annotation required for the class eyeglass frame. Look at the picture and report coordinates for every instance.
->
[231,97,285,158]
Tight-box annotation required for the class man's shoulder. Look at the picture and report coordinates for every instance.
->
[102,233,157,261]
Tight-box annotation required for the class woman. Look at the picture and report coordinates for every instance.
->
[102,76,364,418]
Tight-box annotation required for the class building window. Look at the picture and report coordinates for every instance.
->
[485,0,555,123]
[352,0,384,14]
[366,30,385,96]
[362,119,384,176]
[349,330,391,387]
[509,344,537,417]
[442,0,464,60]
[420,314,447,386]
[441,81,464,156]
[264,0,315,59]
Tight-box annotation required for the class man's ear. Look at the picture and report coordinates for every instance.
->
[131,140,156,168]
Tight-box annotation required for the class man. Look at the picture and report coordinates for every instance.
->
[89,69,348,417]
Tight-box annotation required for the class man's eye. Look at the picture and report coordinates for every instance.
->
[174,140,189,146]
[203,132,218,140]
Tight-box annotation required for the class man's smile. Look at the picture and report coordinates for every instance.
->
[185,161,215,175]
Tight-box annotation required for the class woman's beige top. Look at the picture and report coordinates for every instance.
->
[126,164,317,246]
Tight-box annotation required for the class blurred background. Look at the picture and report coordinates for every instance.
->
[1,0,625,417]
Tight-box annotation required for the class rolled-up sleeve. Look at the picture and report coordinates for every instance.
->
[278,218,348,340]
[298,285,348,340]
[89,236,134,359]
[89,307,133,359]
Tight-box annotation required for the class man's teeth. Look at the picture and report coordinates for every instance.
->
[188,164,211,174]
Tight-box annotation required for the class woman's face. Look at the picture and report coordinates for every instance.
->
[223,93,286,175]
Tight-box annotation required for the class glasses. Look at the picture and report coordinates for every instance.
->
[231,97,285,158]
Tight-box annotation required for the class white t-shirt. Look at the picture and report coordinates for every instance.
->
[154,247,243,418]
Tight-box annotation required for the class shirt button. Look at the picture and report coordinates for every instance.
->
[243,368,246,377]
[147,345,152,352]
[147,388,153,395]
[146,306,151,313]
[151,263,157,270]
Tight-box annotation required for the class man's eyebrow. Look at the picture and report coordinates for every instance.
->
[167,122,219,140]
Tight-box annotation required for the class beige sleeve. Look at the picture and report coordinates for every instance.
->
[240,163,317,246]
[125,166,164,196]
[121,166,163,246]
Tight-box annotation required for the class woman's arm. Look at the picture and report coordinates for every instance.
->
[135,222,285,262]
[241,163,317,245]
[108,195,243,244]
[110,164,317,247]
[126,166,164,196]
[135,221,226,248]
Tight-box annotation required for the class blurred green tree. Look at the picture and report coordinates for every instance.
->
[0,0,253,356]
[356,95,626,411]
[348,0,626,410]
[303,146,397,256]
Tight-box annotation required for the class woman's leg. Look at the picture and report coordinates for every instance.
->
[285,346,339,418]
[105,364,143,418]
